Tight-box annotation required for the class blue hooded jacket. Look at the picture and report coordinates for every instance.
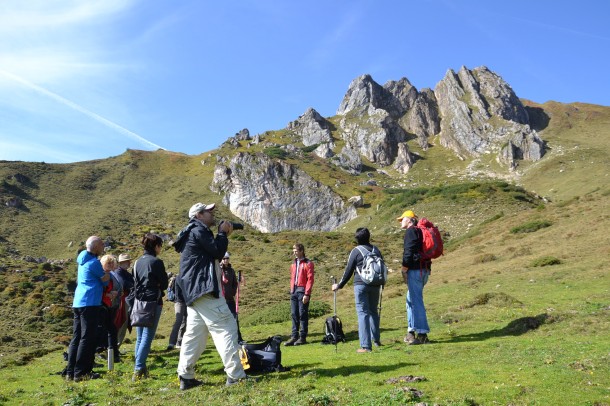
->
[73,250,106,308]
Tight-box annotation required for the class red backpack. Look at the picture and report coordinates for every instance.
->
[417,218,443,260]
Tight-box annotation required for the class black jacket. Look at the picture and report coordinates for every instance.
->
[402,226,430,270]
[133,253,168,304]
[177,218,229,306]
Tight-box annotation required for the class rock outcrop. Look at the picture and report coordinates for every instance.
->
[211,152,357,232]
[434,66,544,166]
[333,66,545,169]
[287,108,335,158]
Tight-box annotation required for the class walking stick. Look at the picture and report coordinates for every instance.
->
[332,275,338,353]
[378,285,383,320]
[236,270,241,320]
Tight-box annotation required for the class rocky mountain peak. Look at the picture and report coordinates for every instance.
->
[287,107,333,147]
[434,66,544,166]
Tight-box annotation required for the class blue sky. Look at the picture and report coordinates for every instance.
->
[0,0,608,163]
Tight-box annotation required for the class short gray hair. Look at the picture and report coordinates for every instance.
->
[85,236,101,251]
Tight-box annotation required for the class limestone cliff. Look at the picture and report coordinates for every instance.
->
[211,152,357,232]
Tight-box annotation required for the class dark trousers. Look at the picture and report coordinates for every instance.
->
[290,291,309,339]
[225,300,243,342]
[96,306,118,351]
[67,306,99,377]
[169,301,187,346]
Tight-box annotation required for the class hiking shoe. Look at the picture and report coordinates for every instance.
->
[65,374,74,382]
[74,372,101,382]
[404,332,417,344]
[166,344,175,351]
[294,337,307,346]
[132,367,149,382]
[226,375,257,386]
[356,348,372,353]
[373,341,382,347]
[284,337,298,346]
[179,376,204,391]
[417,334,430,344]
[409,334,430,345]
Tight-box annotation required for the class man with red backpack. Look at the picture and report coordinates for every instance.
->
[398,210,442,345]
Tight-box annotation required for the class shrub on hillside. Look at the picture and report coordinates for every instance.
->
[263,147,288,160]
[473,253,497,264]
[510,220,552,234]
[530,256,562,267]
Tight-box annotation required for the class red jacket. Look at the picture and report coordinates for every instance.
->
[290,258,314,296]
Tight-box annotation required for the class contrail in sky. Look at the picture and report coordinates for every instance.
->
[0,69,164,150]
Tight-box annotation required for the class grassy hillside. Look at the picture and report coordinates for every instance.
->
[0,101,608,405]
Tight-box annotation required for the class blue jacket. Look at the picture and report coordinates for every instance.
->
[177,218,228,306]
[73,250,106,308]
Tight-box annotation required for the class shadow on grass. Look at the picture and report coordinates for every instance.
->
[438,313,556,343]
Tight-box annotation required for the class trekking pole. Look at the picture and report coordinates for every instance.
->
[378,285,383,323]
[236,270,241,322]
[331,275,338,353]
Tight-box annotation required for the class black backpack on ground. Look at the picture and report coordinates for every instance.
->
[322,316,345,344]
[239,336,289,373]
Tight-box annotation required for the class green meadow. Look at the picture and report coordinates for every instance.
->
[0,101,608,405]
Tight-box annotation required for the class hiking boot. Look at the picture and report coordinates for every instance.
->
[373,340,382,347]
[404,332,417,344]
[226,375,257,386]
[409,334,430,345]
[294,337,307,346]
[356,348,372,353]
[132,367,149,382]
[65,374,74,382]
[166,344,175,351]
[417,334,430,344]
[74,372,101,382]
[284,337,298,346]
[179,376,204,391]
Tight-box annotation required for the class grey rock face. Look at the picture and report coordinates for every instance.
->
[400,88,440,149]
[331,145,363,174]
[434,66,544,165]
[393,142,414,174]
[211,152,357,232]
[287,108,333,147]
[339,107,408,166]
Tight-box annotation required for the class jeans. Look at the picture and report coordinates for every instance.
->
[176,294,245,380]
[67,306,99,377]
[169,302,187,347]
[134,304,163,371]
[354,284,381,349]
[290,291,309,339]
[406,269,430,334]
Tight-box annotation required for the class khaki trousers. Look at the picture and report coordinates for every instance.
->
[176,294,246,380]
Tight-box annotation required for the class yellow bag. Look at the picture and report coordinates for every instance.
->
[239,345,250,371]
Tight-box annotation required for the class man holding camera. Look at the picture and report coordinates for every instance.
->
[175,202,248,390]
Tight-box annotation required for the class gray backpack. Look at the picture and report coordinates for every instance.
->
[355,246,387,285]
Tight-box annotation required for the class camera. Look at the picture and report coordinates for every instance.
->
[219,220,244,230]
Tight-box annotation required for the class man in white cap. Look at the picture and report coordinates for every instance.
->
[174,202,249,390]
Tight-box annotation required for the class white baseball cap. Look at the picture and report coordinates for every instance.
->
[188,202,216,218]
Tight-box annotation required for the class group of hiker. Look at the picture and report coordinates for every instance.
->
[65,200,440,388]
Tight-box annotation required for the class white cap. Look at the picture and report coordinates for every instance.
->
[223,252,230,259]
[188,202,216,218]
